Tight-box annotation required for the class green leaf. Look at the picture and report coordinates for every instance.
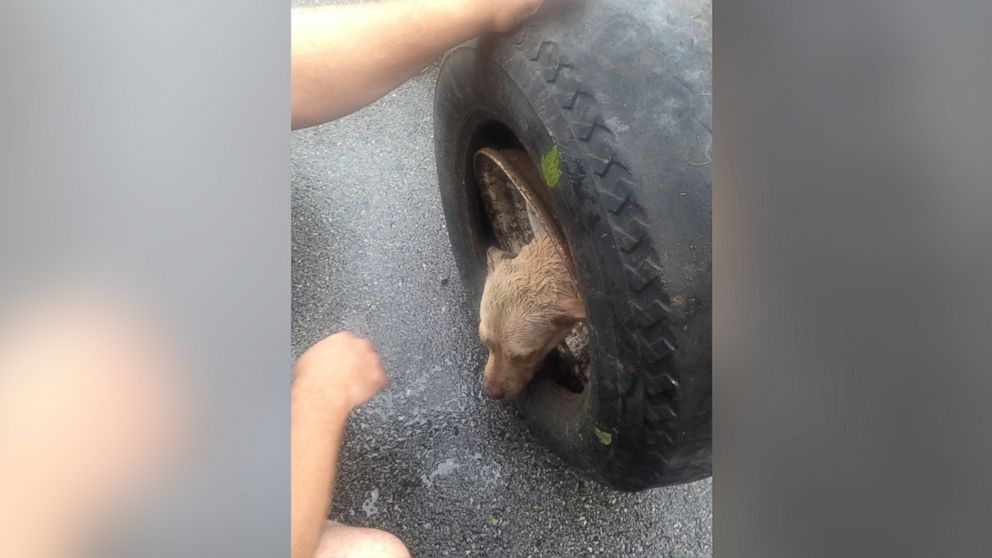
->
[593,427,613,446]
[488,516,501,526]
[541,145,562,188]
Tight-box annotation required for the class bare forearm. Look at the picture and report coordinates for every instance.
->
[290,384,349,558]
[291,0,492,129]
[290,332,387,558]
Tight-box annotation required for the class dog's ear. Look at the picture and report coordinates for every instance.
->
[486,246,509,272]
[552,296,586,327]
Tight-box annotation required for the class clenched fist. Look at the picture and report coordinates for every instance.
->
[293,332,387,414]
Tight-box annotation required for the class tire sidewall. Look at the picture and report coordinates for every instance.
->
[434,43,632,482]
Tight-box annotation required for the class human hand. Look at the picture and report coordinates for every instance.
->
[475,0,549,33]
[293,332,387,414]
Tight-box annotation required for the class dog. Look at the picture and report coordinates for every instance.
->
[478,235,586,399]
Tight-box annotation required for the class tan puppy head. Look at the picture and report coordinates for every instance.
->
[479,236,585,399]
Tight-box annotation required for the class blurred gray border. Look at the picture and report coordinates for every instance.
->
[716,0,992,556]
[1,0,288,556]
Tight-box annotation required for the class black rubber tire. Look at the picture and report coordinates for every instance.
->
[434,0,711,490]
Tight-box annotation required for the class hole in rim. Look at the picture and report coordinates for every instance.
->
[467,119,590,395]
[538,349,585,394]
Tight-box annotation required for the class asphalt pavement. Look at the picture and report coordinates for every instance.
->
[291,63,712,558]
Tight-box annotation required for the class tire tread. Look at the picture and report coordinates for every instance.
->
[508,26,705,489]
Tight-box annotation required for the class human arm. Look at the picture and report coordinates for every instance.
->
[290,332,387,558]
[291,0,547,129]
